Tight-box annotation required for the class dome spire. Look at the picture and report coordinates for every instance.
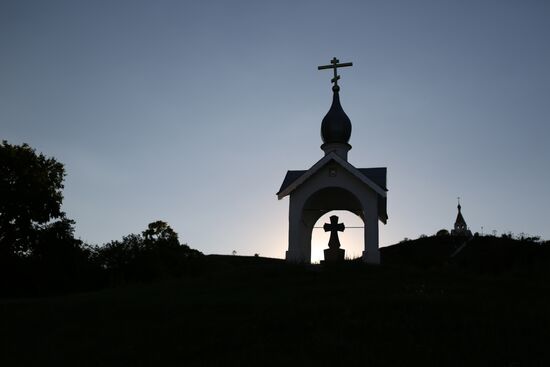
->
[317,57,353,160]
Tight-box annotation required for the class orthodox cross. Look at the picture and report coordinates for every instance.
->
[317,57,353,89]
[323,215,345,249]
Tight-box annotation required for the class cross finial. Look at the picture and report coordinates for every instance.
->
[318,57,353,91]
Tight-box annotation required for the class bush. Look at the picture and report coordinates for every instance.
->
[95,221,203,284]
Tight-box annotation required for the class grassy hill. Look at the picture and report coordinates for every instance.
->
[2,237,550,366]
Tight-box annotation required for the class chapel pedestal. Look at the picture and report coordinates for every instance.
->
[323,248,345,263]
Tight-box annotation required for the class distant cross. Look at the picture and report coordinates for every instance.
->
[323,215,345,249]
[457,196,461,206]
[317,57,353,89]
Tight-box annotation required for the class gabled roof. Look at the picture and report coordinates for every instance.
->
[277,167,387,197]
[455,205,467,227]
[358,168,387,191]
[278,171,305,195]
[455,212,466,226]
[276,152,387,200]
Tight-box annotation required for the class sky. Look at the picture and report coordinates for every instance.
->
[1,0,549,262]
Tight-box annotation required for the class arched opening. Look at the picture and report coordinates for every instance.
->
[311,210,364,263]
[302,187,365,263]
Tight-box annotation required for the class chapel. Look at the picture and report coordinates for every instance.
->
[277,58,388,264]
[451,200,473,237]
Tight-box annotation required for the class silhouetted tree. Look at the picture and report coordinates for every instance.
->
[0,141,65,256]
[0,141,101,295]
[96,221,203,283]
[143,220,178,243]
[95,234,143,284]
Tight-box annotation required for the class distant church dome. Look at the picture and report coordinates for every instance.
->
[455,204,467,230]
[451,199,472,238]
[321,86,352,144]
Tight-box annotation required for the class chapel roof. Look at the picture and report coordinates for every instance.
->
[455,204,467,227]
[277,167,387,195]
[276,153,387,198]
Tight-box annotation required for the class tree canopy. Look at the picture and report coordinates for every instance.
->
[96,220,202,283]
[0,141,203,296]
[0,140,66,255]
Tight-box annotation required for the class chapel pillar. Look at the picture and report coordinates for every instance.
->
[362,199,381,264]
[286,197,310,263]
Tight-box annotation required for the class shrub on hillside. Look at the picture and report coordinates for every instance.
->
[95,221,203,283]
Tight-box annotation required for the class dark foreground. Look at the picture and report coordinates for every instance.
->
[1,254,550,367]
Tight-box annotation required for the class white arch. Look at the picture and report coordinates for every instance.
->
[286,175,380,264]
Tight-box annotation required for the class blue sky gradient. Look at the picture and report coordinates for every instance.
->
[1,0,549,260]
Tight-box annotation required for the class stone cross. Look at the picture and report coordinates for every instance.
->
[323,215,345,249]
[317,57,353,88]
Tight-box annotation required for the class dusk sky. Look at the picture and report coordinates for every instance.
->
[2,0,549,261]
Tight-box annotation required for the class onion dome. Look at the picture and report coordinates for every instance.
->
[321,86,352,144]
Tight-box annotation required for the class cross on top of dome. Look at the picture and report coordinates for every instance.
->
[317,57,353,91]
[318,57,353,150]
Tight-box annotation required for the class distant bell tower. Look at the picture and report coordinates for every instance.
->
[451,198,472,237]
